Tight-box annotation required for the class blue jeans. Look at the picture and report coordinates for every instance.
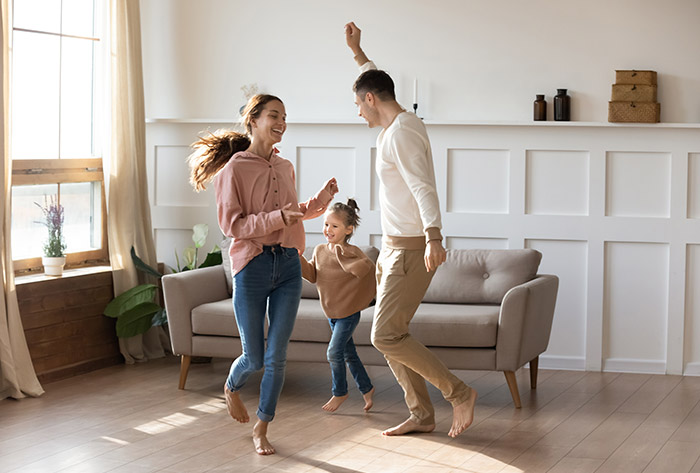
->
[327,312,373,397]
[226,245,302,422]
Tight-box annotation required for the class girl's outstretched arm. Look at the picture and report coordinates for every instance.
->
[299,177,338,220]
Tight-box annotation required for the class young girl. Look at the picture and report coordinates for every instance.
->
[188,94,338,455]
[299,199,376,412]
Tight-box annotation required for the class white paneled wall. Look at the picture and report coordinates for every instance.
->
[146,120,700,375]
[606,152,671,218]
[446,149,510,214]
[525,150,590,216]
[603,242,669,373]
[686,245,700,375]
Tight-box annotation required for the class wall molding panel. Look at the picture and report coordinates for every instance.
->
[147,121,700,375]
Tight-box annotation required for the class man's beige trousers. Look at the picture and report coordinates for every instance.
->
[372,246,472,425]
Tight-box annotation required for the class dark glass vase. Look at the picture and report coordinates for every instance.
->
[533,94,546,121]
[554,89,570,121]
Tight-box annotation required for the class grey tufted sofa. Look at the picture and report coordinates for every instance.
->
[162,245,558,408]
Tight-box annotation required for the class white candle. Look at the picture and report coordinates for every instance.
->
[413,78,418,104]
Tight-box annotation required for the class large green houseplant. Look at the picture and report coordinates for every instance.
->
[103,224,222,338]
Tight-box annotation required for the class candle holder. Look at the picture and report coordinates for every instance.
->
[413,103,418,114]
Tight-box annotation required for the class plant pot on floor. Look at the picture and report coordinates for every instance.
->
[42,256,66,276]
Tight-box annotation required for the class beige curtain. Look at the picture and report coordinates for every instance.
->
[108,0,169,364]
[0,0,43,400]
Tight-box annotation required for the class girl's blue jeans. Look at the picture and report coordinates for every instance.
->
[225,245,301,422]
[327,311,373,397]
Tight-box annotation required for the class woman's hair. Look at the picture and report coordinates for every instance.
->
[328,198,361,243]
[188,94,283,191]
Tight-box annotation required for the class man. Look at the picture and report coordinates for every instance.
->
[344,22,477,438]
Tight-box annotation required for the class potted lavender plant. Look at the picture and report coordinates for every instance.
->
[35,195,67,276]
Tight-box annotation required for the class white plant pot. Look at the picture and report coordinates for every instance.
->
[42,256,66,277]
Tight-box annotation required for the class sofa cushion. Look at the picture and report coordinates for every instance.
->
[191,297,333,342]
[192,299,237,336]
[410,303,499,347]
[191,297,499,348]
[356,304,499,348]
[423,249,542,304]
[292,299,332,342]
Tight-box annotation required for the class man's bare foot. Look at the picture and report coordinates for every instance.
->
[322,394,348,412]
[362,387,375,412]
[382,418,435,436]
[224,385,249,423]
[448,388,478,438]
[253,420,275,455]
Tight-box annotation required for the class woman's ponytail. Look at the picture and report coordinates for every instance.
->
[188,130,250,191]
[187,94,284,191]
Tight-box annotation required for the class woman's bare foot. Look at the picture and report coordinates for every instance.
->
[253,420,275,455]
[448,388,478,438]
[362,387,375,412]
[322,394,349,412]
[224,385,249,423]
[382,418,435,436]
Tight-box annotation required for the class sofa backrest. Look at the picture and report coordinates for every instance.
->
[422,249,542,304]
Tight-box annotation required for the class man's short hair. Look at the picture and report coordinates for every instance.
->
[353,69,396,102]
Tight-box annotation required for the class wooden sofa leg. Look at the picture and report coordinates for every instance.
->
[178,355,192,390]
[530,356,539,389]
[504,371,522,408]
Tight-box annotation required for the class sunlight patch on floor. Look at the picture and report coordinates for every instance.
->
[188,399,224,414]
[99,436,130,446]
[134,412,198,434]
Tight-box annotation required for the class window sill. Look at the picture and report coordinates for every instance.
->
[15,265,112,286]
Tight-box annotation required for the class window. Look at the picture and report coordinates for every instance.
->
[11,0,107,273]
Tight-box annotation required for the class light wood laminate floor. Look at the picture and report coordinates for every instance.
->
[2,356,700,472]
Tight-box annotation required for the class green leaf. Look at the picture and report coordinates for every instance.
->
[151,308,168,327]
[130,247,163,279]
[183,247,196,269]
[199,250,222,268]
[103,284,157,318]
[192,224,208,249]
[115,302,162,338]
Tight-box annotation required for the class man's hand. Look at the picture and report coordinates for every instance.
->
[345,22,362,54]
[323,177,339,196]
[281,203,304,226]
[424,240,446,272]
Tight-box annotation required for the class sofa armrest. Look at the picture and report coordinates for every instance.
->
[495,274,559,371]
[162,266,230,356]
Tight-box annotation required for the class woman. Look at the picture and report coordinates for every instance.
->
[188,94,338,455]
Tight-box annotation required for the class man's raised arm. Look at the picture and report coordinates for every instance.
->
[345,22,370,67]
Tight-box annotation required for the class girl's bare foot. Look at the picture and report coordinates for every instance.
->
[322,394,348,412]
[224,385,249,423]
[362,387,375,412]
[382,418,435,436]
[448,388,477,438]
[253,420,275,455]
